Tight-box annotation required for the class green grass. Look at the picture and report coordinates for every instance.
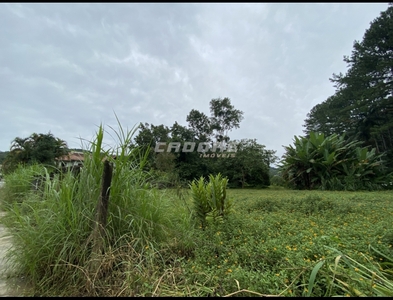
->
[159,188,393,296]
[0,121,192,296]
[2,178,393,296]
[0,121,393,296]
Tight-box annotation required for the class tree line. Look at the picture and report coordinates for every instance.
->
[2,5,393,191]
[131,97,277,188]
[278,4,393,190]
[1,98,277,189]
[302,4,393,174]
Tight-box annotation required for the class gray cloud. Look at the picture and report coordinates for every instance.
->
[0,3,389,163]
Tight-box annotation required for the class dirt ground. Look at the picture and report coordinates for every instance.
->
[0,186,31,296]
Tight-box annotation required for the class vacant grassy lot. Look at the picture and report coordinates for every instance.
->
[1,165,392,296]
[160,187,393,296]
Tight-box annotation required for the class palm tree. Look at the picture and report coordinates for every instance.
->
[2,133,69,174]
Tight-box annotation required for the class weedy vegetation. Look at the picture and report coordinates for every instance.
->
[1,122,393,296]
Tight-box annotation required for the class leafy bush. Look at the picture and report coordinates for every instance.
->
[190,173,233,229]
[280,132,390,191]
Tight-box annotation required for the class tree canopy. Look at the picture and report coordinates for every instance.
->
[2,132,69,174]
[132,97,276,187]
[303,5,393,173]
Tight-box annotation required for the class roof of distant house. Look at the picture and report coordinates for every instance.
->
[56,151,85,162]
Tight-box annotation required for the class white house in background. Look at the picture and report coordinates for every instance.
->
[56,151,85,169]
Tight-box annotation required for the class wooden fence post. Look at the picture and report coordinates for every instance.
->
[87,159,113,275]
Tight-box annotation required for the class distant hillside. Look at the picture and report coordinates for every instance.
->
[269,166,281,177]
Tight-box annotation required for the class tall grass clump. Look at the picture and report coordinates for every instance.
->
[306,245,393,297]
[190,173,233,229]
[0,117,189,296]
[0,163,46,207]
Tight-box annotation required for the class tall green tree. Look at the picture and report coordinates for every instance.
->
[170,121,195,143]
[303,4,393,173]
[303,93,352,137]
[218,139,277,188]
[209,97,244,143]
[186,110,212,142]
[176,97,245,181]
[133,122,171,152]
[3,132,69,174]
[132,122,171,169]
[170,121,208,182]
[132,97,277,187]
[185,97,244,143]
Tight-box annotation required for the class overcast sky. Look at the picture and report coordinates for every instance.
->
[0,3,389,164]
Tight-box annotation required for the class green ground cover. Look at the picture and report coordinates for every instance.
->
[161,187,393,296]
[1,172,393,296]
[0,124,392,296]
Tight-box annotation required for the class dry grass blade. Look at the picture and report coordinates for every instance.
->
[223,289,283,297]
